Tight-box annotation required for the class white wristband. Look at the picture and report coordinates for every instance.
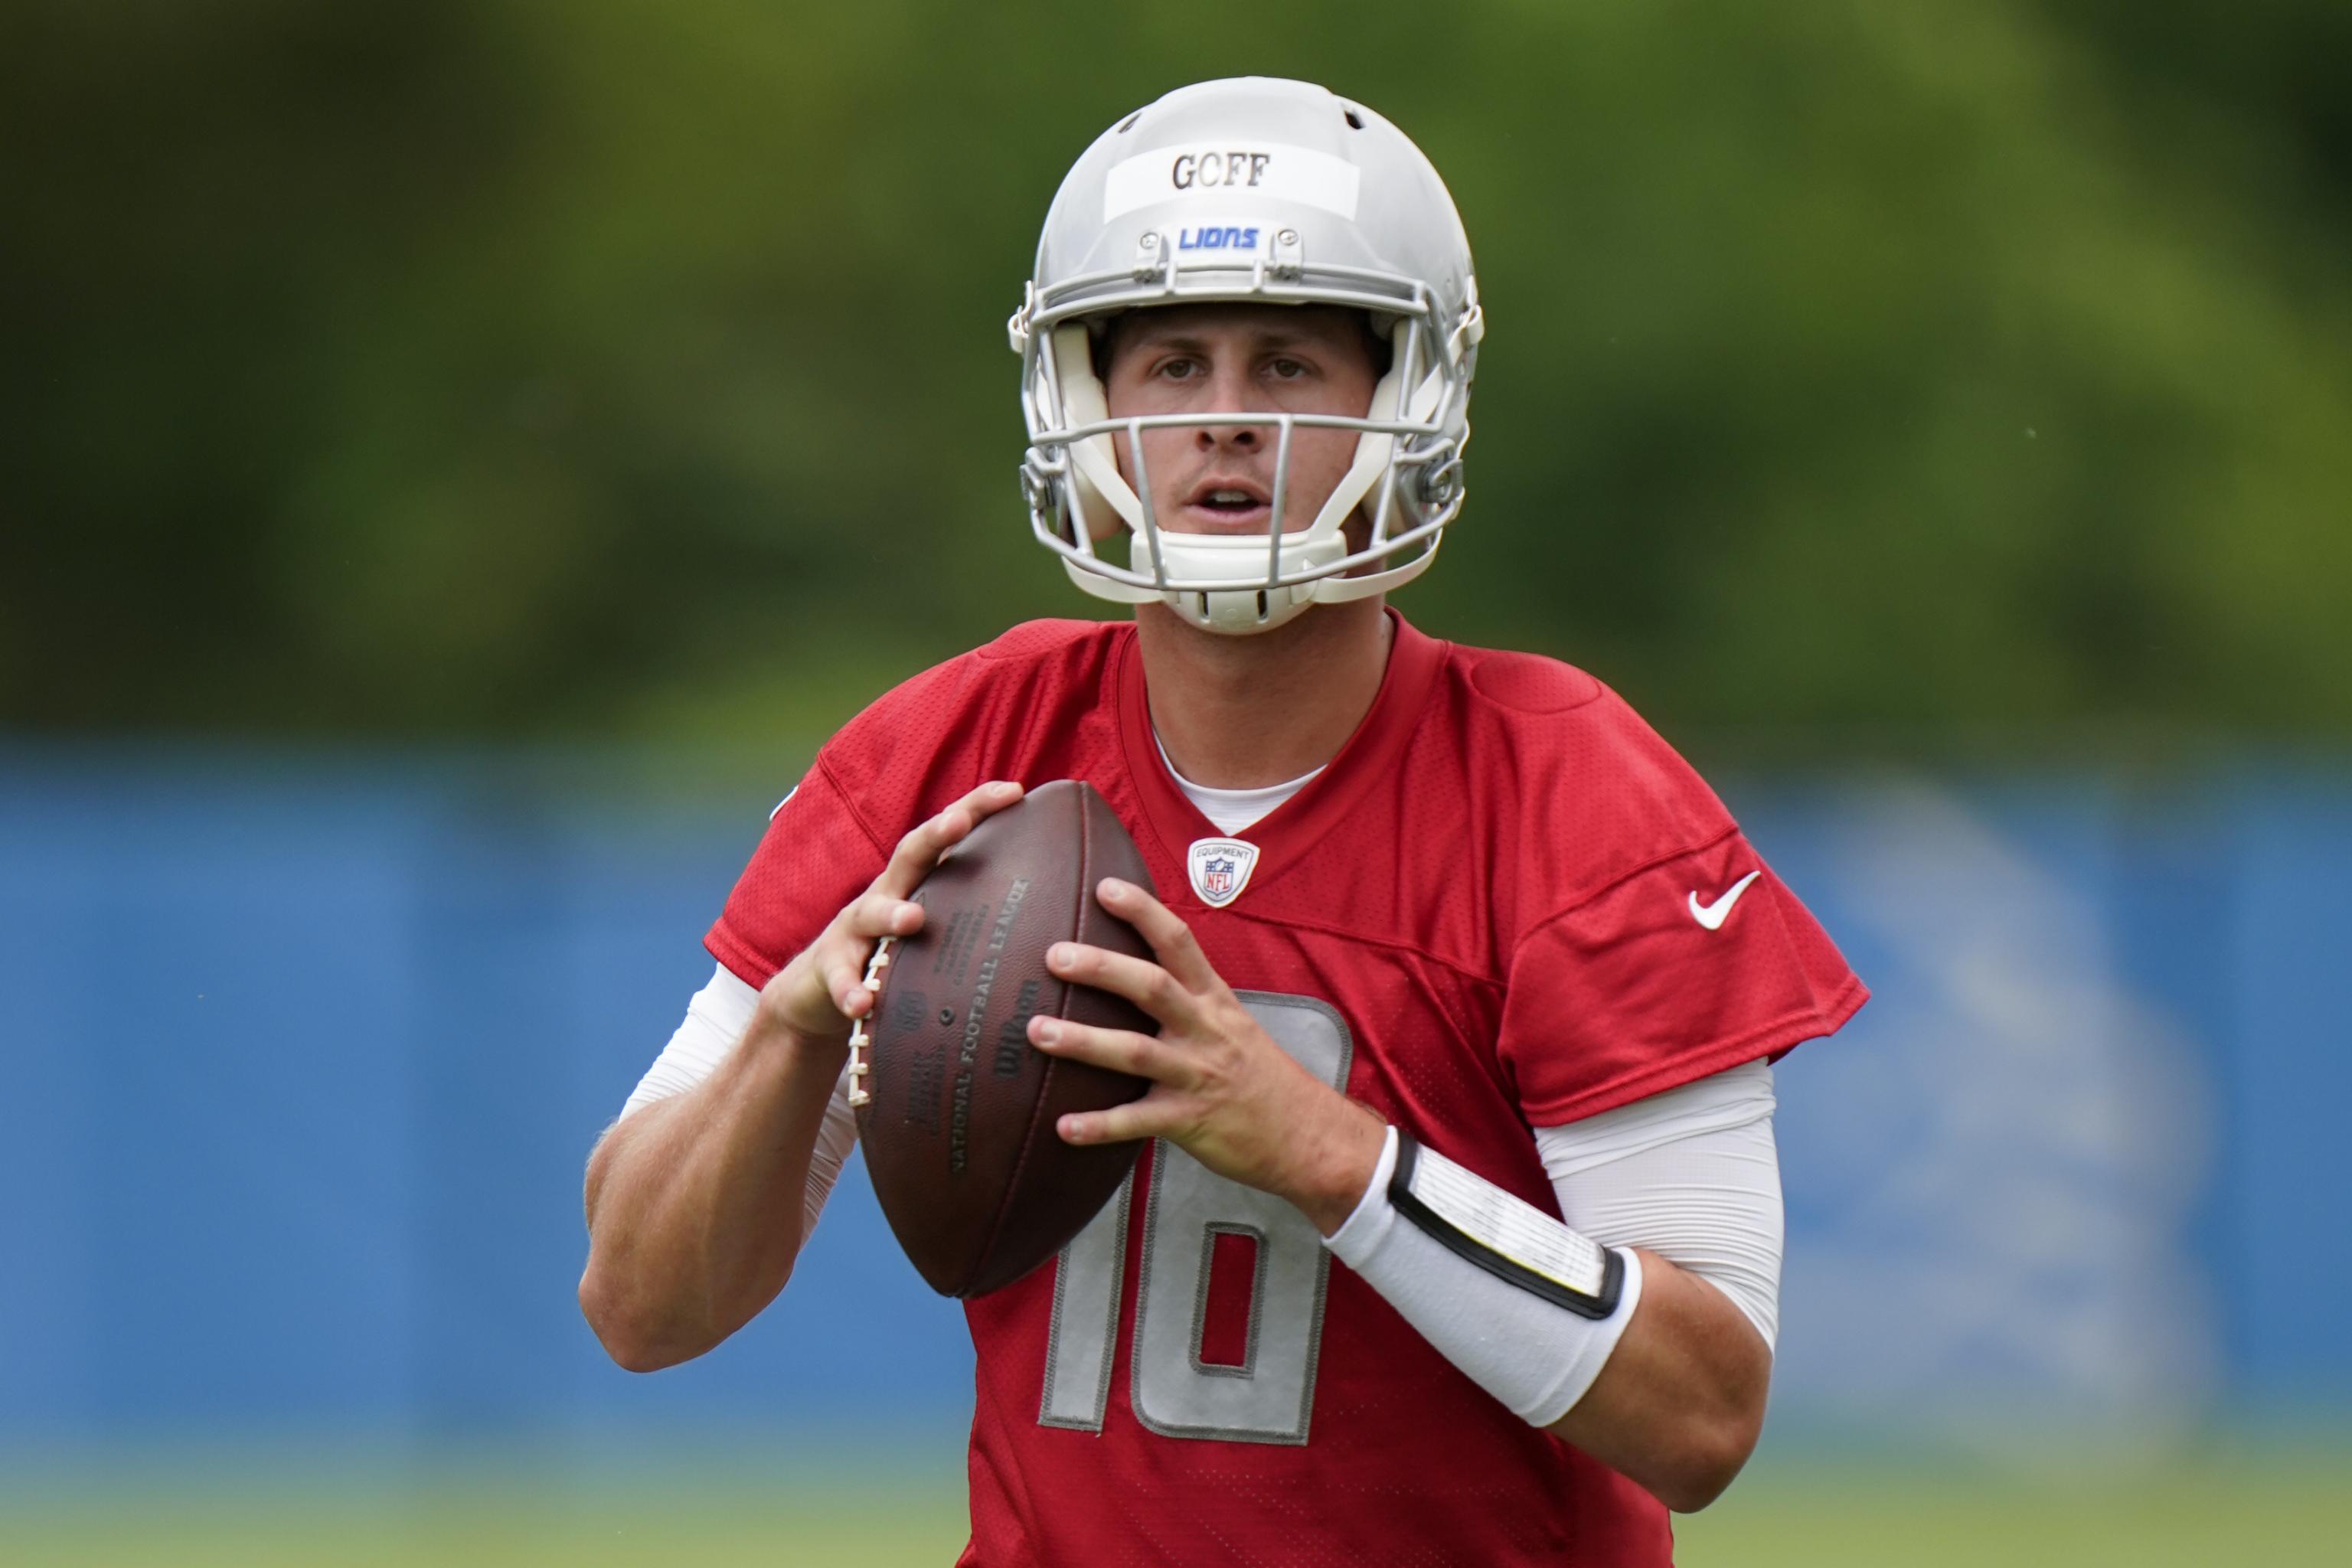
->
[1325,1125,1644,1426]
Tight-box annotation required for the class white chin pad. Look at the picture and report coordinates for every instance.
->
[1187,585,1311,634]
[1135,530,1348,634]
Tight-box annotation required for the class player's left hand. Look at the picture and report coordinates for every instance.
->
[1027,877,1387,1234]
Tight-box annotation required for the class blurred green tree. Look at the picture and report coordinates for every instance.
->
[5,0,2347,753]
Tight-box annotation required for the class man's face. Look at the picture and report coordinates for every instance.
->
[1098,304,1381,541]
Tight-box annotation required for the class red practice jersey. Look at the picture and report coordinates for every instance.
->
[710,612,1865,1566]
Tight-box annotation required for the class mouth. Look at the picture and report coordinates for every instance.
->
[1176,477,1275,533]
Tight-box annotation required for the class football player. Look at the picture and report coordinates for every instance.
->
[580,77,1865,1565]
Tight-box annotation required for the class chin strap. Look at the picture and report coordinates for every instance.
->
[1057,325,1146,545]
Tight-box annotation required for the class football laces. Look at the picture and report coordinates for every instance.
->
[844,935,895,1108]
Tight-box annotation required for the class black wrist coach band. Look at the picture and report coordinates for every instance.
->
[1387,1133,1625,1320]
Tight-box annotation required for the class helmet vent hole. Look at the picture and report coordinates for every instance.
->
[1343,107,1365,130]
[1117,112,1142,133]
[1256,590,1270,619]
[1197,593,1211,619]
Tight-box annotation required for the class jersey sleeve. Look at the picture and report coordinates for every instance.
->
[704,644,1022,987]
[704,763,893,989]
[1496,830,1865,1124]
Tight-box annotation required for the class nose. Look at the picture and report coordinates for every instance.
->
[1193,361,1272,453]
[1195,424,1261,453]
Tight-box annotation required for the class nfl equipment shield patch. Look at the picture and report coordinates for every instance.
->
[1186,837,1261,909]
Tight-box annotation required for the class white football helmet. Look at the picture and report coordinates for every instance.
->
[1009,78,1484,634]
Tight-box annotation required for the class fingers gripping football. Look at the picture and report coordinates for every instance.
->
[821,892,922,1015]
[1047,943,1204,1034]
[1027,877,1359,1200]
[759,781,1025,1044]
[879,787,998,897]
[1030,1018,1168,1082]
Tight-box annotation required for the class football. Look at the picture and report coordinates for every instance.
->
[851,779,1157,1297]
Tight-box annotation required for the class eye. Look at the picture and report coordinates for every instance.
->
[1156,356,1203,381]
[1266,356,1311,380]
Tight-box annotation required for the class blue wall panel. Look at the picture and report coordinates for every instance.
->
[2223,777,2352,1402]
[1,748,2345,1441]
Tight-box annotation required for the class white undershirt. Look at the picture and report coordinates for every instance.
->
[1153,733,1322,835]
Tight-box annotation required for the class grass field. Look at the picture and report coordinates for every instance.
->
[5,1446,2344,1565]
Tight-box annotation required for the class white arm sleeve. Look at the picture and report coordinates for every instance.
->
[620,962,861,1244]
[1534,1057,1784,1350]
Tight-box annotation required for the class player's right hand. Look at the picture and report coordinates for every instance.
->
[756,780,1026,1048]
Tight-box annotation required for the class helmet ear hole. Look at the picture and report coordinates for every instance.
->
[1361,313,1394,378]
[1343,106,1366,130]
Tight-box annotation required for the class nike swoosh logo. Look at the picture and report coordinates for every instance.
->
[1687,871,1762,931]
